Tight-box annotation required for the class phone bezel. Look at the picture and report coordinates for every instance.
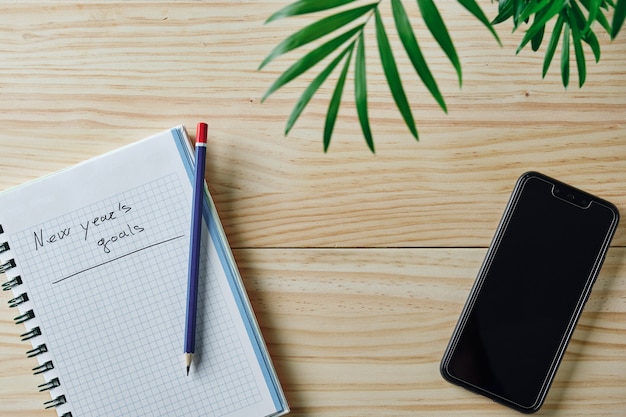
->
[440,171,620,413]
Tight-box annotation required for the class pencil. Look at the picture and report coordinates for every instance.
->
[184,122,208,375]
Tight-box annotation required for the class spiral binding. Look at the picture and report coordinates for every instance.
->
[0,258,15,273]
[26,344,48,357]
[1,224,71,416]
[38,377,60,391]
[14,309,35,324]
[2,275,22,290]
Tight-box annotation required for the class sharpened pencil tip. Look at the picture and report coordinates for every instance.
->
[185,352,193,376]
[185,353,193,376]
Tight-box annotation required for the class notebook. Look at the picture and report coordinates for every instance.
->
[0,126,289,417]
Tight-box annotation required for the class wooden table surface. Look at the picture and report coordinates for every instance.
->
[1,2,625,416]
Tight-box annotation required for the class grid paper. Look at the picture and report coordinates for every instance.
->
[4,133,276,417]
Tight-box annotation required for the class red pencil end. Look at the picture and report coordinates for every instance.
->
[196,122,208,145]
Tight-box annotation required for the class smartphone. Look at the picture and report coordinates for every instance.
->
[440,171,619,413]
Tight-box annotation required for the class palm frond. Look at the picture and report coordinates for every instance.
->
[375,8,418,140]
[569,9,587,87]
[584,0,602,33]
[265,0,359,23]
[259,4,376,70]
[542,14,564,78]
[613,0,626,38]
[260,0,622,151]
[561,21,571,88]
[457,0,502,45]
[391,0,447,112]
[354,32,374,152]
[325,44,355,152]
[584,29,601,62]
[496,0,624,88]
[492,0,515,25]
[578,0,611,34]
[261,0,498,150]
[516,0,566,54]
[286,46,353,135]
[261,25,363,101]
[417,0,463,85]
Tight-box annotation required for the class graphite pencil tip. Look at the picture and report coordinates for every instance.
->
[185,352,193,376]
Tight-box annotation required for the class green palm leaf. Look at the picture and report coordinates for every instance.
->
[561,22,571,88]
[515,0,527,27]
[261,25,363,102]
[569,11,587,87]
[375,8,418,140]
[584,0,602,34]
[492,0,515,25]
[259,0,622,151]
[542,14,564,78]
[457,0,501,45]
[500,0,613,88]
[613,0,626,38]
[286,45,353,135]
[531,25,545,51]
[567,2,592,86]
[265,0,359,23]
[518,0,551,26]
[579,0,612,34]
[517,0,566,53]
[391,0,446,113]
[325,45,355,152]
[354,32,374,152]
[584,29,601,62]
[259,3,376,70]
[417,0,463,85]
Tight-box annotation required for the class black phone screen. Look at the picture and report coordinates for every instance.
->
[441,172,619,412]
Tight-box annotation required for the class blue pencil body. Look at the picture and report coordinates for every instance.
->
[184,127,207,357]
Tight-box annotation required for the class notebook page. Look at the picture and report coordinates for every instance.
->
[0,129,280,416]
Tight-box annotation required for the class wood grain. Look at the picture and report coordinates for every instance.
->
[0,1,625,416]
[4,248,623,416]
[233,248,626,416]
[0,2,624,249]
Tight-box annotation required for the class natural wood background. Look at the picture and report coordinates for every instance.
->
[0,1,625,416]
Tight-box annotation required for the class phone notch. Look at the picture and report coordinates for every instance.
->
[440,172,619,413]
[551,184,592,209]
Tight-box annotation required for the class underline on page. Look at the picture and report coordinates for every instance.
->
[52,235,186,285]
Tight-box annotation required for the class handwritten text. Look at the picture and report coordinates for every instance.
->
[97,223,145,254]
[33,202,140,253]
